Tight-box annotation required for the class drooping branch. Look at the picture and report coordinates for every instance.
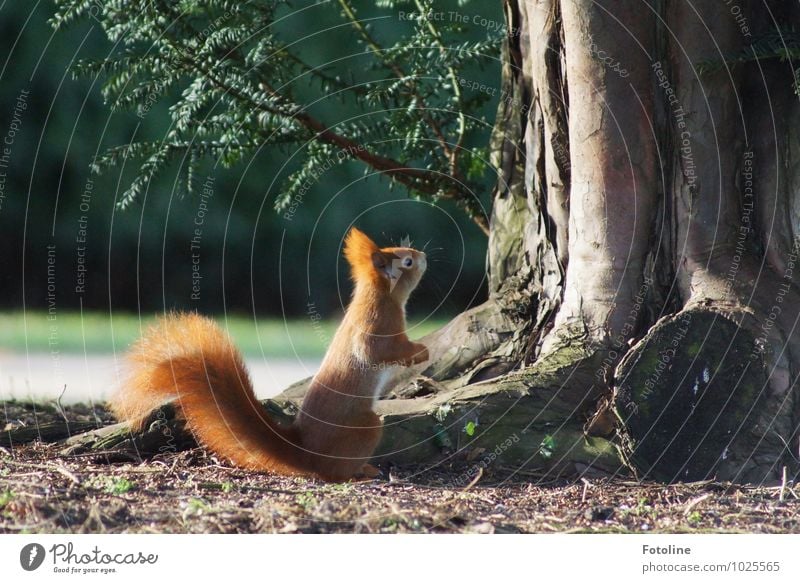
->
[337,0,454,160]
[410,0,467,177]
[165,37,490,233]
[59,0,497,232]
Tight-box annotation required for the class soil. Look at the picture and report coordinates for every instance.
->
[1,401,798,534]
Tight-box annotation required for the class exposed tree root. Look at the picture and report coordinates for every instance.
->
[615,307,798,485]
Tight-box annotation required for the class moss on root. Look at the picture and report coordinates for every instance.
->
[373,341,626,480]
[614,308,790,484]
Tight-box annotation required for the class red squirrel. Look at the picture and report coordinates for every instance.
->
[110,228,429,481]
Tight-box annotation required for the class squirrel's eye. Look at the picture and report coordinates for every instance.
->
[402,257,413,268]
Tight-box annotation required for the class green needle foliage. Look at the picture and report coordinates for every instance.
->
[698,26,800,94]
[51,0,500,232]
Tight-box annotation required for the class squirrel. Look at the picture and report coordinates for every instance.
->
[110,227,429,481]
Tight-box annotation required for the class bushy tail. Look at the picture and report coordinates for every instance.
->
[111,312,311,476]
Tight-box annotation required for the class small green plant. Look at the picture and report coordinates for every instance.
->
[0,490,14,509]
[619,497,656,520]
[105,477,134,495]
[539,434,556,459]
[221,481,234,493]
[187,498,209,513]
[635,498,656,518]
[687,511,702,525]
[464,420,477,437]
[295,492,318,510]
[87,475,135,494]
[326,482,353,494]
[180,497,211,520]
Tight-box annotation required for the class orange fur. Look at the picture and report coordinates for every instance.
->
[110,228,428,481]
[343,226,380,284]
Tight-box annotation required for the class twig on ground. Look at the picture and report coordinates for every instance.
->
[461,467,483,492]
[683,493,712,515]
[581,477,593,503]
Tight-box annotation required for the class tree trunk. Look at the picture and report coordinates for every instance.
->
[374,0,799,484]
[50,0,800,484]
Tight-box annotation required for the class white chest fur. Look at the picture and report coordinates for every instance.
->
[372,367,396,405]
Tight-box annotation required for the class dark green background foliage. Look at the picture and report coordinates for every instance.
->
[0,0,501,319]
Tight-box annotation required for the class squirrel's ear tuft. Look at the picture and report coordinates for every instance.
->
[344,227,380,279]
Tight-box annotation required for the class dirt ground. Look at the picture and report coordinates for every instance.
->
[1,401,798,534]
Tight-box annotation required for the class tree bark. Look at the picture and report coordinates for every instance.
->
[398,0,798,484]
